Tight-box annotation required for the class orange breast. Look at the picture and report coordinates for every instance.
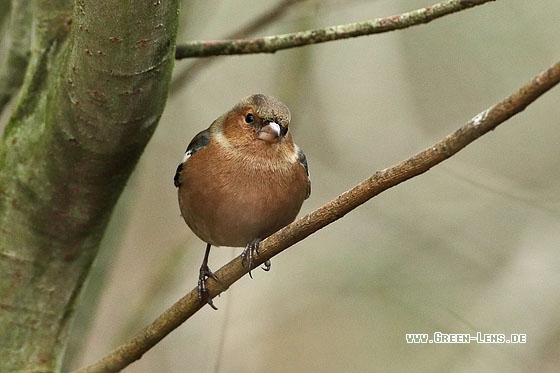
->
[178,143,308,247]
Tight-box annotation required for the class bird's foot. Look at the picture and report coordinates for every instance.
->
[241,238,272,278]
[198,263,219,310]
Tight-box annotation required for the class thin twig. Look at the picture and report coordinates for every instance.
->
[74,58,560,373]
[175,0,495,59]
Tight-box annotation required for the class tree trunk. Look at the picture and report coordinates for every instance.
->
[0,1,179,370]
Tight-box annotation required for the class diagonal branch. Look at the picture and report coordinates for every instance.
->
[75,58,560,373]
[175,0,495,59]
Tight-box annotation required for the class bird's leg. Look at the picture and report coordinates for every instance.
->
[241,238,272,278]
[199,243,218,310]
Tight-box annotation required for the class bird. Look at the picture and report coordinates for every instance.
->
[174,94,310,309]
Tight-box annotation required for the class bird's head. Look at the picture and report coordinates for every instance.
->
[219,94,292,146]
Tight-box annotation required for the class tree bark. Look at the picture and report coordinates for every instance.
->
[0,1,179,371]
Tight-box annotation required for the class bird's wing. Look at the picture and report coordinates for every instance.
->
[296,146,311,199]
[173,128,211,187]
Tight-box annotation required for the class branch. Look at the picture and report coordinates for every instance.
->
[175,0,495,59]
[75,58,560,373]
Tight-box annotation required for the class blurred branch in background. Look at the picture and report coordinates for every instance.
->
[170,0,306,94]
[74,56,560,373]
[174,0,495,59]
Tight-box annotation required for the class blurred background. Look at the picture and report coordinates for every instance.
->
[23,0,557,371]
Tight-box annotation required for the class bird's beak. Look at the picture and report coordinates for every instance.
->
[257,122,282,143]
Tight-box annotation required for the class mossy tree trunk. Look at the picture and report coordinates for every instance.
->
[0,1,179,371]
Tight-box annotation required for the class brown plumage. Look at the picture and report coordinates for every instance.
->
[174,94,310,309]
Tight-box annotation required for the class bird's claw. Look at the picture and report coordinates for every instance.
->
[198,264,218,310]
[262,260,271,272]
[241,239,258,279]
[241,238,271,278]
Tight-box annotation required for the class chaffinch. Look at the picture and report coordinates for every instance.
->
[174,94,310,309]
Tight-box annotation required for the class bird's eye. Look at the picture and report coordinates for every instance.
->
[245,113,255,123]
